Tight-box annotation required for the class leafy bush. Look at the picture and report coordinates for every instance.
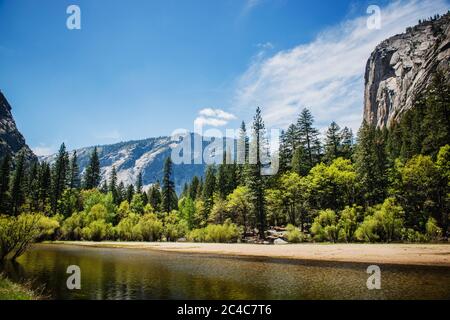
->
[163,211,188,242]
[285,224,306,243]
[426,217,443,241]
[356,198,405,243]
[311,209,339,242]
[187,219,241,243]
[355,216,379,242]
[81,219,113,241]
[338,206,362,242]
[115,212,141,241]
[0,213,57,261]
[136,214,163,241]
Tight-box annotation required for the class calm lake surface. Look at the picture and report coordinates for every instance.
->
[1,243,450,300]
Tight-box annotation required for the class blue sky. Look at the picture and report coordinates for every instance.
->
[0,0,448,155]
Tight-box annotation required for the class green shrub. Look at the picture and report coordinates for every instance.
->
[81,220,113,241]
[355,216,379,243]
[285,224,306,243]
[115,212,141,241]
[136,214,163,241]
[311,209,339,242]
[426,217,442,241]
[187,219,241,243]
[0,213,56,261]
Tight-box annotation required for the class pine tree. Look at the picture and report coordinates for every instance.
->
[51,143,69,214]
[148,182,162,211]
[109,166,119,204]
[10,150,26,215]
[291,146,309,176]
[38,161,51,212]
[237,121,249,184]
[0,154,11,214]
[83,147,101,189]
[68,151,80,189]
[136,172,143,194]
[126,184,135,204]
[202,165,216,201]
[355,121,388,206]
[421,72,450,158]
[27,161,40,211]
[161,157,176,213]
[340,126,354,160]
[247,107,267,239]
[116,181,125,204]
[324,121,342,163]
[189,176,200,200]
[296,108,321,171]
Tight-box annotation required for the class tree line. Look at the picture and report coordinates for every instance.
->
[0,73,448,251]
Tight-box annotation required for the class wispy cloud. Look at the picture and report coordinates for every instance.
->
[32,145,55,157]
[194,108,237,127]
[241,0,264,16]
[234,0,449,132]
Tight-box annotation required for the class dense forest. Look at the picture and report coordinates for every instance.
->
[0,73,449,259]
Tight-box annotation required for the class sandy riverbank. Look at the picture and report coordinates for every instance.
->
[51,241,450,267]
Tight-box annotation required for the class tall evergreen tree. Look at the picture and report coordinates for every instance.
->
[189,176,200,200]
[161,157,177,212]
[10,151,26,215]
[51,143,69,214]
[27,161,40,211]
[38,161,51,212]
[68,151,80,189]
[324,121,342,163]
[355,121,388,206]
[109,166,119,204]
[237,121,249,185]
[148,182,162,211]
[136,172,143,194]
[296,108,321,171]
[0,154,11,214]
[340,126,354,160]
[247,107,267,239]
[116,181,125,204]
[83,147,101,189]
[126,184,135,204]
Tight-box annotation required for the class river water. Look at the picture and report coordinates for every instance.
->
[1,244,449,300]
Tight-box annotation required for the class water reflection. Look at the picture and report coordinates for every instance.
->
[1,244,449,300]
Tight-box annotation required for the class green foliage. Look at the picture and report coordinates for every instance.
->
[311,209,339,242]
[426,217,443,241]
[338,206,362,242]
[355,198,404,243]
[285,224,306,243]
[187,219,241,243]
[0,213,58,260]
[163,211,188,241]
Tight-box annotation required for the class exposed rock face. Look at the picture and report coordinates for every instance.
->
[364,13,450,128]
[41,134,234,194]
[0,91,36,161]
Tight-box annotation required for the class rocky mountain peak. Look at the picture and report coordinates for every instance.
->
[363,12,450,128]
[0,91,36,161]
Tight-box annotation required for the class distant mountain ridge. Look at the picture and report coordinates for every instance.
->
[41,134,236,193]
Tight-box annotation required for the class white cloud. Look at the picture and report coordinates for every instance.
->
[194,108,237,128]
[234,0,450,133]
[241,0,264,16]
[32,145,55,157]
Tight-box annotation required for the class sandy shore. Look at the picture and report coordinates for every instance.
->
[51,241,450,267]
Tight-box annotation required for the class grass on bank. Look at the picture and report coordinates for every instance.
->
[0,274,37,300]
